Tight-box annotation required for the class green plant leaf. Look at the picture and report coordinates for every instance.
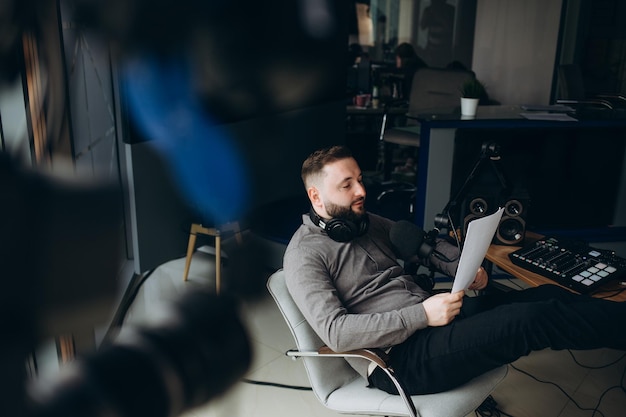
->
[460,79,487,98]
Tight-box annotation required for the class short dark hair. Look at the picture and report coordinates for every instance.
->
[301,145,353,189]
[395,42,417,60]
[395,42,426,70]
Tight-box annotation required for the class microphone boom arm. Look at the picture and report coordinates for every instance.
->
[434,142,508,232]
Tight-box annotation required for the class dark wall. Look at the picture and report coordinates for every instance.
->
[115,0,350,273]
[452,127,626,233]
[125,101,345,274]
[225,101,346,209]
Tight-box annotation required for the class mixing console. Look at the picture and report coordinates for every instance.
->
[508,237,626,294]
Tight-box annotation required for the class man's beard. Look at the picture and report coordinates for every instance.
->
[325,198,366,223]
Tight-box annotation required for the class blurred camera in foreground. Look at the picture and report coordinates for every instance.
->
[28,289,252,417]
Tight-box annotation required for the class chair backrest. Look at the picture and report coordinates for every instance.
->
[266,269,359,404]
[407,68,475,116]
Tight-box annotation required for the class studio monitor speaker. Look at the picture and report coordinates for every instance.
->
[462,195,491,239]
[461,191,530,246]
[494,197,528,246]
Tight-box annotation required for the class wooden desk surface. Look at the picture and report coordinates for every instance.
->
[485,233,626,302]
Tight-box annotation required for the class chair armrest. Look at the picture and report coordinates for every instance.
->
[595,93,626,104]
[286,346,390,368]
[318,346,391,369]
[287,346,418,417]
[376,187,417,204]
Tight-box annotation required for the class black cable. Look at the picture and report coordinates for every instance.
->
[566,349,626,416]
[510,364,605,416]
[446,211,463,254]
[242,378,312,391]
[567,350,626,370]
[510,358,626,417]
[590,384,625,417]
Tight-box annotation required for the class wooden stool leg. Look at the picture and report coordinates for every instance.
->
[183,230,198,282]
[182,222,228,293]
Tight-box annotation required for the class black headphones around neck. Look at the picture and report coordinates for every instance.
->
[308,207,369,243]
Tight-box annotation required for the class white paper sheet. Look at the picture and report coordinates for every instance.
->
[451,207,505,293]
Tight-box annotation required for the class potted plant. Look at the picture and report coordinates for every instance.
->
[460,78,487,116]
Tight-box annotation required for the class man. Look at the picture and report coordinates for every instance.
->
[284,145,626,395]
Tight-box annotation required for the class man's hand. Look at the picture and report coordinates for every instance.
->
[422,291,464,326]
[468,266,488,291]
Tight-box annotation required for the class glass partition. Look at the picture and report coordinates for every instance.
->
[349,0,477,68]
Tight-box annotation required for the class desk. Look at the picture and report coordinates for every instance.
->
[485,233,626,302]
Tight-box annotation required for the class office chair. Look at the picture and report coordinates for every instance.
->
[363,179,417,222]
[182,221,241,293]
[266,269,508,417]
[556,64,626,110]
[379,68,475,180]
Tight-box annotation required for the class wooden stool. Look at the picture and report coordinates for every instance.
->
[182,221,241,293]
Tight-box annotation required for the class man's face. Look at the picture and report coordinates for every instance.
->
[312,157,366,220]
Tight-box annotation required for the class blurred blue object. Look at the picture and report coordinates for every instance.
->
[121,55,249,224]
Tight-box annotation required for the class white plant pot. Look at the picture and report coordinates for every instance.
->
[461,97,480,116]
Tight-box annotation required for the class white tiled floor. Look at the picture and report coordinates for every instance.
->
[119,247,626,417]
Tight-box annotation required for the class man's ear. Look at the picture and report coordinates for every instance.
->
[307,186,322,209]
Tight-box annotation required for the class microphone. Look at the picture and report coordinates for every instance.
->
[389,220,434,260]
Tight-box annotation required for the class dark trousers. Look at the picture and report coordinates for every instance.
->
[369,284,626,395]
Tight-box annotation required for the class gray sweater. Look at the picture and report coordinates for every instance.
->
[283,212,460,379]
